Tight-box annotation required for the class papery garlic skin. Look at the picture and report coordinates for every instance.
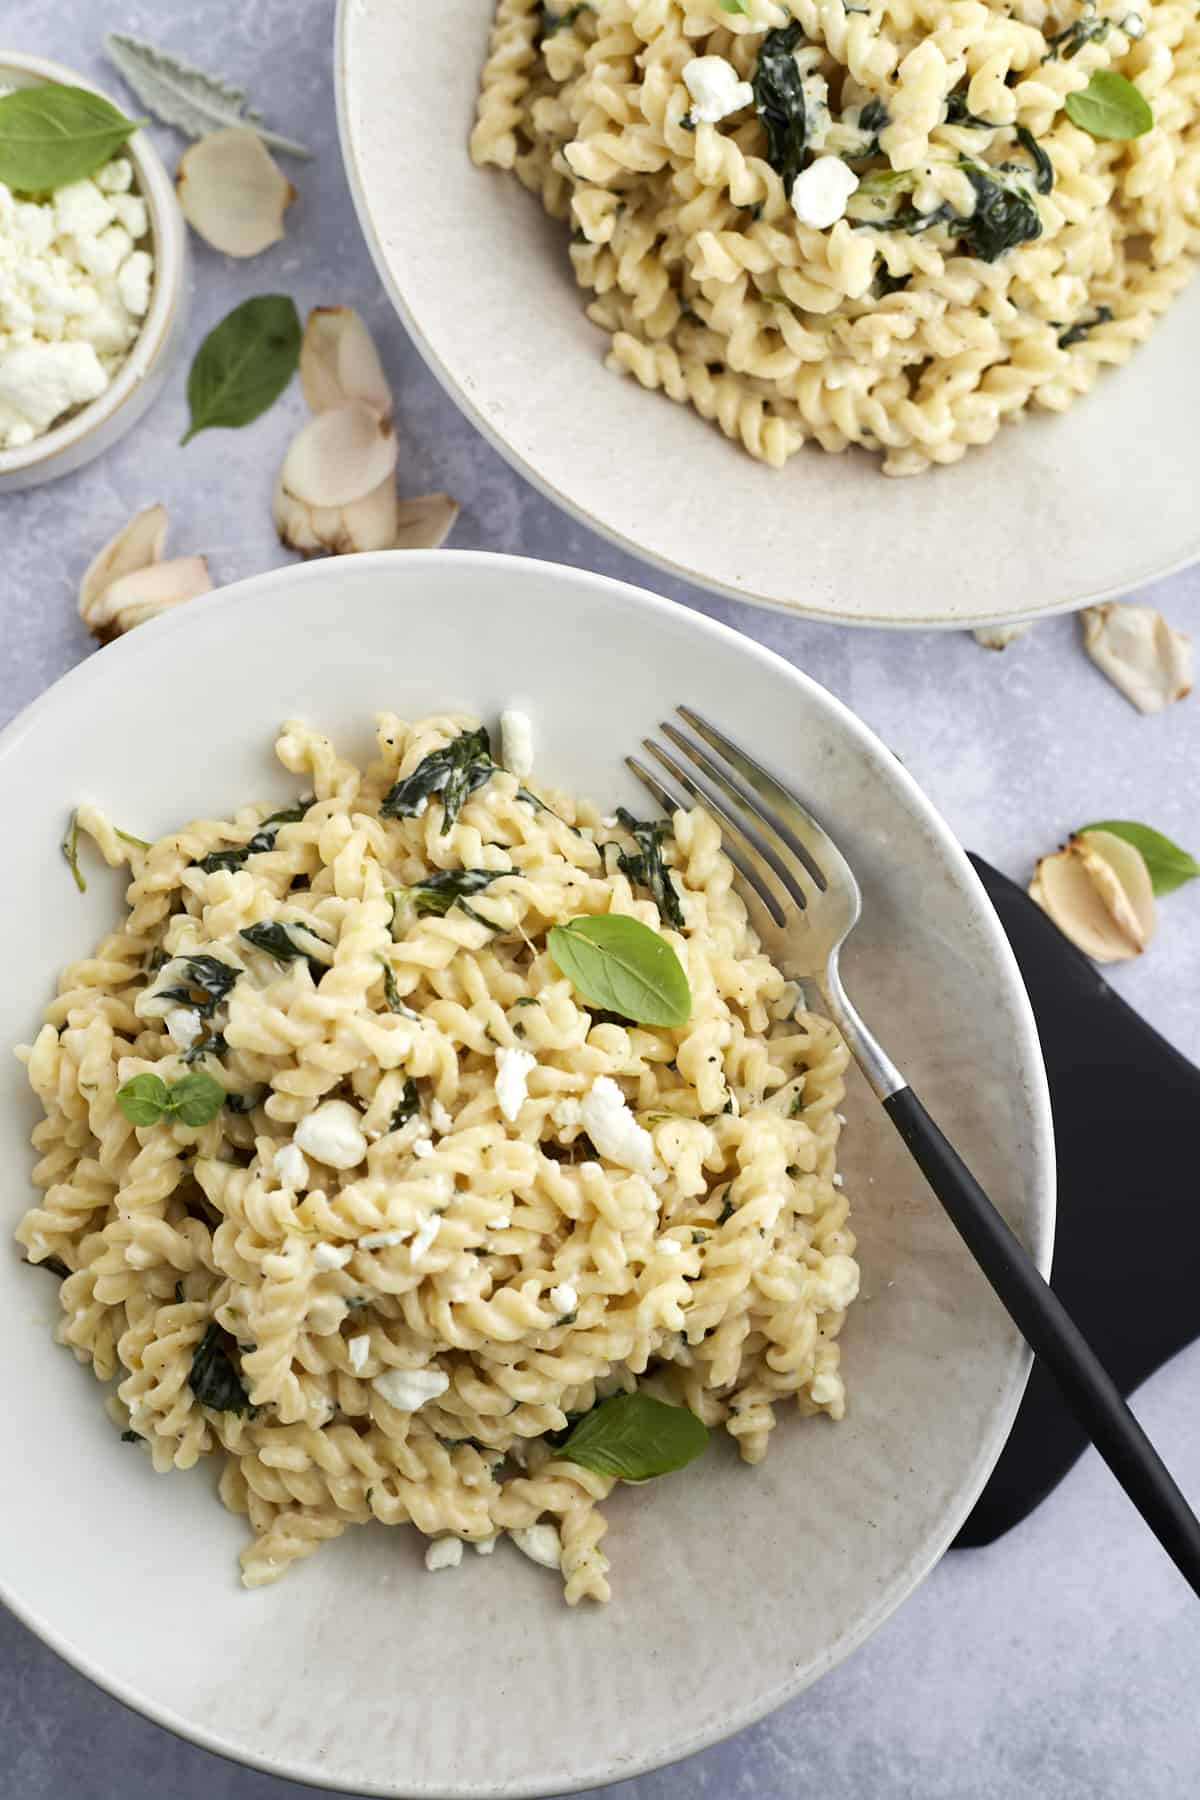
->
[1081,604,1192,715]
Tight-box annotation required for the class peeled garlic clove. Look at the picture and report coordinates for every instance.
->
[85,557,213,643]
[392,493,460,550]
[1076,829,1156,944]
[79,504,169,624]
[177,128,295,258]
[973,622,1032,651]
[280,403,398,508]
[273,468,325,556]
[337,475,400,553]
[1081,603,1192,714]
[1029,835,1154,963]
[300,306,392,421]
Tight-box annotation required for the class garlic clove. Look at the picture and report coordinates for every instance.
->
[1029,834,1154,963]
[338,475,400,553]
[299,306,392,421]
[79,504,168,622]
[1076,829,1156,944]
[972,622,1032,651]
[274,470,398,557]
[392,493,460,550]
[272,469,325,555]
[279,403,398,508]
[85,557,213,642]
[1081,603,1193,715]
[176,127,295,258]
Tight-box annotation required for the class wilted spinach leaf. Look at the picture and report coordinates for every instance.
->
[957,164,1043,259]
[613,809,685,930]
[1015,126,1054,194]
[410,868,503,918]
[389,1078,421,1132]
[380,727,496,832]
[239,920,326,983]
[188,1322,251,1413]
[195,800,309,874]
[752,23,807,195]
[1057,304,1112,347]
[1043,13,1110,59]
[156,954,239,1020]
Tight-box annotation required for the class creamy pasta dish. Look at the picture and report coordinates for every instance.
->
[17,710,857,1602]
[471,0,1199,474]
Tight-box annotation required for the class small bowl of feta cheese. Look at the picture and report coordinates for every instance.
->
[0,52,188,491]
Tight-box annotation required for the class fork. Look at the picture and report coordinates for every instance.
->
[631,706,1200,1599]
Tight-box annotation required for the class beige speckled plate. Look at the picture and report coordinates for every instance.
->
[0,554,1052,1795]
[335,0,1200,629]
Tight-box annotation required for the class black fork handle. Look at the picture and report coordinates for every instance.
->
[885,1084,1200,1598]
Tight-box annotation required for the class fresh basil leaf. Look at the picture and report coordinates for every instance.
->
[411,868,502,918]
[548,915,692,1027]
[380,726,496,832]
[181,294,301,445]
[170,1071,226,1127]
[1078,821,1200,896]
[752,23,807,195]
[117,1073,173,1125]
[60,810,86,893]
[0,83,143,192]
[157,953,239,1020]
[1057,304,1112,348]
[188,1322,251,1413]
[1064,71,1152,139]
[552,1391,707,1481]
[613,808,685,930]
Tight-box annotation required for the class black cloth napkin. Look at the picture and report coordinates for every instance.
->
[953,855,1200,1549]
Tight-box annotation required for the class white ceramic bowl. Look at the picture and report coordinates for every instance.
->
[0,552,1053,1797]
[0,53,189,492]
[336,0,1200,630]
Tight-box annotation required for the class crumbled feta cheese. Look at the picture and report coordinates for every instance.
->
[833,1173,844,1188]
[313,1240,351,1271]
[347,1333,371,1373]
[499,708,535,779]
[549,1281,578,1314]
[551,1098,581,1129]
[791,156,860,229]
[412,1136,434,1160]
[473,1534,498,1555]
[295,1099,368,1170]
[359,1228,406,1249]
[274,1143,310,1191]
[430,1099,454,1135]
[164,1007,201,1051]
[372,1365,450,1411]
[683,55,754,124]
[424,1536,464,1572]
[810,1252,860,1313]
[0,159,154,449]
[509,1523,562,1570]
[410,1213,441,1259]
[494,1045,536,1122]
[579,1076,655,1174]
[658,1238,682,1258]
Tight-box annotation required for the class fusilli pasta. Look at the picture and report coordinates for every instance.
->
[16,712,857,1603]
[472,0,1199,473]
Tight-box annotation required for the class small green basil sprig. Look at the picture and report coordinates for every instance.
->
[117,1070,225,1127]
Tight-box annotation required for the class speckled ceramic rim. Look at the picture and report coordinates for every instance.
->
[0,550,1055,1797]
[332,3,1199,632]
[0,51,187,483]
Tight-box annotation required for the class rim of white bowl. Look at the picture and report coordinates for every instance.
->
[332,0,1200,633]
[0,52,188,480]
[0,551,1056,1797]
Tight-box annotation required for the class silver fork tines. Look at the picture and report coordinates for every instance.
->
[629,707,900,1104]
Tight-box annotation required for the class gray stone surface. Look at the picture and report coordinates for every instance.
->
[2,3,1198,1796]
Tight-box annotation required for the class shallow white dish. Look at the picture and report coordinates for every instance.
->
[0,552,1053,1796]
[0,52,189,492]
[335,0,1200,629]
